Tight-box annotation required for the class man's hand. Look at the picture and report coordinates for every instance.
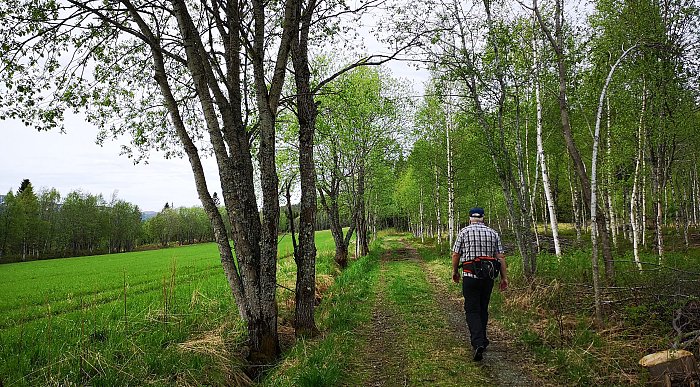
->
[499,278,509,291]
[451,252,461,284]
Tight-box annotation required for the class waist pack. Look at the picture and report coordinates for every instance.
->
[461,256,501,280]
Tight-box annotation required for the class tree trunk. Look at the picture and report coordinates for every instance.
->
[419,186,425,243]
[318,187,353,268]
[170,0,299,364]
[284,180,298,260]
[630,86,646,271]
[664,186,669,228]
[606,97,618,248]
[290,0,319,337]
[512,87,537,274]
[682,184,690,248]
[356,163,369,256]
[534,35,561,257]
[569,167,582,245]
[642,153,648,247]
[524,86,540,252]
[446,92,456,248]
[631,163,642,270]
[692,160,698,226]
[639,349,698,387]
[530,170,541,252]
[651,150,665,261]
[465,0,536,278]
[590,46,634,317]
[535,0,615,283]
[434,164,442,245]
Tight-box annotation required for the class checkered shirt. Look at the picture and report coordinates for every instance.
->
[452,223,504,278]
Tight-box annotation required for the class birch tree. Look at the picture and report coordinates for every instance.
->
[534,28,561,257]
[630,85,647,271]
[446,87,456,247]
[590,44,636,325]
[533,0,616,283]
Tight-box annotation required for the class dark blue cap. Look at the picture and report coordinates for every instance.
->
[469,207,484,218]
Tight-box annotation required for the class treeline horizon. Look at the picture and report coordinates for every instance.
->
[0,179,361,263]
[1,178,163,262]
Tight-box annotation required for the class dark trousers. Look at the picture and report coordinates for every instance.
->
[462,276,494,349]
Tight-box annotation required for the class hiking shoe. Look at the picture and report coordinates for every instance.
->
[473,346,484,361]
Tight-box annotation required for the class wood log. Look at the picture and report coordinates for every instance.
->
[639,349,699,386]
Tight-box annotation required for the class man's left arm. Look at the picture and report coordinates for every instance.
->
[496,234,508,290]
[497,252,508,290]
[452,252,461,283]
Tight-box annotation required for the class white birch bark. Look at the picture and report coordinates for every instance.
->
[692,161,700,226]
[642,154,647,246]
[654,166,665,261]
[630,87,646,271]
[623,188,631,242]
[606,97,618,248]
[683,185,690,247]
[535,41,561,257]
[446,93,455,248]
[419,186,425,243]
[591,45,635,323]
[434,164,442,245]
[630,156,642,270]
[524,88,541,251]
[664,186,669,227]
[530,152,542,250]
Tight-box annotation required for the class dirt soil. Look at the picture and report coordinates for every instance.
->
[355,248,412,386]
[356,239,554,386]
[418,249,554,386]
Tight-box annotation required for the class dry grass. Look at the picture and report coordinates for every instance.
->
[315,274,334,303]
[176,322,252,386]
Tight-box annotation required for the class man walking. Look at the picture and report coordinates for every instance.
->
[451,207,508,361]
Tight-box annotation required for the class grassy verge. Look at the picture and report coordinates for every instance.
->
[261,240,382,386]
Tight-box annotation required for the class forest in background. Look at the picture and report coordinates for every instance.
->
[0,179,213,261]
[0,179,358,262]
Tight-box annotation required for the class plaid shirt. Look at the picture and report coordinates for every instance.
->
[452,223,504,278]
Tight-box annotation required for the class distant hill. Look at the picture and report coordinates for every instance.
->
[141,211,158,221]
[0,194,5,205]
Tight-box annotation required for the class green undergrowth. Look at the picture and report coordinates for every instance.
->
[261,240,382,386]
[413,235,700,386]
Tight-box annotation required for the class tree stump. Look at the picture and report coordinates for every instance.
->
[639,349,699,386]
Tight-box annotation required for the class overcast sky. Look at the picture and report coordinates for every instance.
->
[1,38,428,212]
[1,117,220,211]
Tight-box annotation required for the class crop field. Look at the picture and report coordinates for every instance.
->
[0,230,343,386]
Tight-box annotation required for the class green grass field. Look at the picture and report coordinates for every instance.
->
[0,230,342,386]
[4,226,698,386]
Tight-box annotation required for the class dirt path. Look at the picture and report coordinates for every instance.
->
[418,246,547,386]
[355,238,549,386]
[362,248,412,386]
